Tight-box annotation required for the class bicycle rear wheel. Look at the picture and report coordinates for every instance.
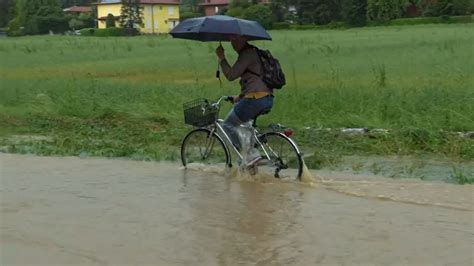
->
[258,132,303,181]
[181,128,231,170]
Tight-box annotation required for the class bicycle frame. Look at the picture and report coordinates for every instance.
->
[209,120,268,162]
[201,96,301,167]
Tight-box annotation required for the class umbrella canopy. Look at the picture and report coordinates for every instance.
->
[169,15,272,42]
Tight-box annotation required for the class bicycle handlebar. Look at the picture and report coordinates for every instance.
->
[212,96,234,108]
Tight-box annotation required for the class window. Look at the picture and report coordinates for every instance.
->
[145,8,151,29]
[168,6,174,15]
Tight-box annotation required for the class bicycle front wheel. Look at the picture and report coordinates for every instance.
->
[258,132,303,181]
[181,128,231,171]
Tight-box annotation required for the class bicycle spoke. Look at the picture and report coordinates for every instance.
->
[181,129,230,169]
[258,133,302,180]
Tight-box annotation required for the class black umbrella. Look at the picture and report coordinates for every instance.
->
[169,15,272,42]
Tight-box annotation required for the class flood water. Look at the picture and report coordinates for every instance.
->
[1,154,472,265]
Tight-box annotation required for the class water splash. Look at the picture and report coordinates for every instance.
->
[230,166,275,183]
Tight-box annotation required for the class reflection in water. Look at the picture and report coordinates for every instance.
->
[1,154,472,265]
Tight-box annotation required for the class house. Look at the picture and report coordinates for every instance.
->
[198,0,271,17]
[95,0,180,33]
[198,0,230,16]
[63,6,93,14]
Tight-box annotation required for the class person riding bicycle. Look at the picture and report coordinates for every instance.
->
[215,35,273,167]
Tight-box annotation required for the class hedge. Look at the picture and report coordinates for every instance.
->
[277,15,472,31]
[289,22,348,30]
[272,22,290,30]
[370,15,473,26]
[79,27,127,37]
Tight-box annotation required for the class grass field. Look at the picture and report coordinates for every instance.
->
[0,24,473,167]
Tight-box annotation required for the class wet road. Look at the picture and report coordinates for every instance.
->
[1,154,472,265]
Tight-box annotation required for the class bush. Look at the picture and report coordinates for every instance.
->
[448,15,473,23]
[79,13,95,28]
[69,18,85,30]
[389,17,438,25]
[34,6,69,34]
[288,23,348,30]
[7,17,23,36]
[79,28,95,36]
[7,30,23,37]
[79,27,128,37]
[272,22,291,29]
[326,21,349,28]
[389,15,472,26]
[180,11,203,20]
[95,27,126,36]
[286,15,472,31]
[289,24,322,30]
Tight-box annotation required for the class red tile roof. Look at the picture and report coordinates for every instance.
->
[139,0,181,4]
[198,0,230,6]
[63,6,92,13]
[95,0,180,4]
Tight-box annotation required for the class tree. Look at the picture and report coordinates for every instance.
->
[59,0,95,8]
[180,0,200,12]
[295,0,343,25]
[106,13,116,28]
[35,5,69,34]
[8,0,68,35]
[225,1,275,28]
[242,4,274,29]
[229,0,253,9]
[421,0,473,16]
[270,0,294,22]
[119,0,143,35]
[179,0,203,20]
[343,0,367,26]
[367,0,405,21]
[0,0,14,28]
[78,12,94,28]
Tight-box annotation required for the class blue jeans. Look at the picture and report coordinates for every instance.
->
[223,95,273,150]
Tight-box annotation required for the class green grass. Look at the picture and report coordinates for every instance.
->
[0,24,473,164]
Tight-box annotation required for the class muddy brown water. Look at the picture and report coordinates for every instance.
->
[1,154,472,265]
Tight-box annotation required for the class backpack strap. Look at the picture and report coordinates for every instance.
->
[243,45,262,77]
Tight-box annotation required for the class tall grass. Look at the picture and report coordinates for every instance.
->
[0,24,473,160]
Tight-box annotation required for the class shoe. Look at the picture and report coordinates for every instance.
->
[255,158,270,166]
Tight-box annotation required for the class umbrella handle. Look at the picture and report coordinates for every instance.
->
[216,60,222,88]
[216,42,223,88]
[216,42,222,79]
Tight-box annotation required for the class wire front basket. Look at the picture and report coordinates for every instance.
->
[183,98,219,127]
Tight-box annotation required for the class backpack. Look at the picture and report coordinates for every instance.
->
[248,46,286,90]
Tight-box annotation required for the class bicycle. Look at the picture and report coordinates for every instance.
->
[180,96,303,180]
